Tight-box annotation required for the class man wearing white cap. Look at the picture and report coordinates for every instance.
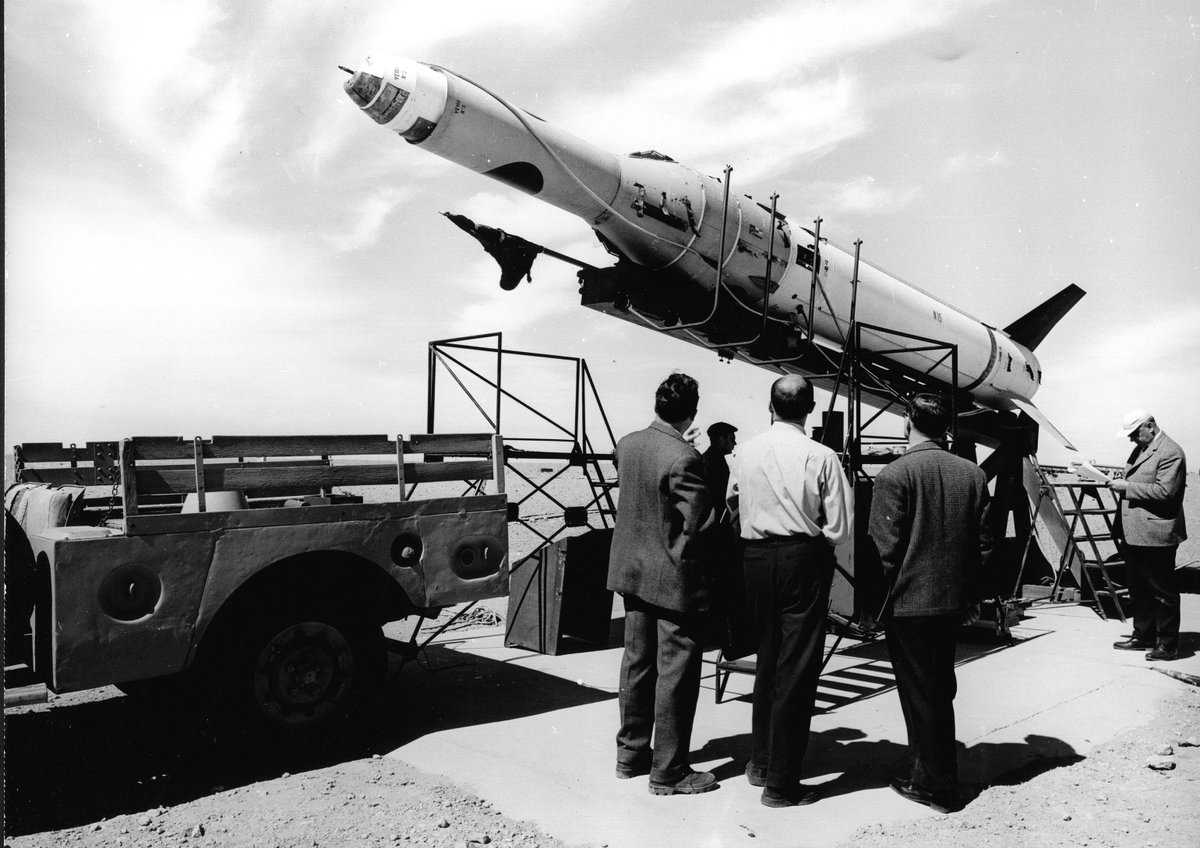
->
[1109,410,1188,661]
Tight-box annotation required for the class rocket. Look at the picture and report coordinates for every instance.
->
[342,56,1083,448]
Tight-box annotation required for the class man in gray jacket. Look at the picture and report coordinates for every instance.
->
[868,393,991,814]
[1110,410,1188,661]
[607,373,716,795]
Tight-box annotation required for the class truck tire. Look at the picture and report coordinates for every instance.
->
[239,606,385,736]
[4,510,38,664]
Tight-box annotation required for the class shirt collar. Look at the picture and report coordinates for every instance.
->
[772,420,808,436]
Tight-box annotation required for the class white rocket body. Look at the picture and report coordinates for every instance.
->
[345,56,1047,417]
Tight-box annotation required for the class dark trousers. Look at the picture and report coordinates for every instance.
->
[616,595,704,783]
[886,615,960,793]
[742,536,835,788]
[1125,544,1180,652]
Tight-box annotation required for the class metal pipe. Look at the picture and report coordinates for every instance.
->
[825,239,863,437]
[495,332,503,436]
[711,192,779,352]
[664,165,733,332]
[806,217,823,344]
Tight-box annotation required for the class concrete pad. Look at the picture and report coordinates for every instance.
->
[385,595,1200,848]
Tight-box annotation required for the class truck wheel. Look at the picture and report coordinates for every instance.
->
[4,510,37,664]
[243,611,384,735]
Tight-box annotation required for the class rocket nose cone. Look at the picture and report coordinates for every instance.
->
[344,68,382,107]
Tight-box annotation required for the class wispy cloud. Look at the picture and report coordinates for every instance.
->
[326,187,415,251]
[549,0,992,185]
[811,175,920,215]
[1066,304,1200,377]
[46,1,248,212]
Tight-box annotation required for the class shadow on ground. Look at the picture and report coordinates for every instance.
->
[712,626,1049,711]
[1173,630,1199,660]
[3,641,613,837]
[695,725,1082,806]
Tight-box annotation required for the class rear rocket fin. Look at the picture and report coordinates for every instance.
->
[1003,284,1085,351]
[1010,397,1077,451]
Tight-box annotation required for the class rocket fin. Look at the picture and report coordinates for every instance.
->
[1003,284,1086,351]
[1009,397,1078,451]
[443,212,543,290]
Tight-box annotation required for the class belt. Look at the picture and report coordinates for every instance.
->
[743,533,824,548]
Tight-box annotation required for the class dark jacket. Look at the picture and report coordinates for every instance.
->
[607,420,714,612]
[701,446,731,517]
[867,441,991,617]
[1119,431,1188,547]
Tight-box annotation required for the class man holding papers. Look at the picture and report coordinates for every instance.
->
[1109,410,1188,661]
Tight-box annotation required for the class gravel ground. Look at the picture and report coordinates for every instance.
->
[4,724,574,848]
[838,688,1200,848]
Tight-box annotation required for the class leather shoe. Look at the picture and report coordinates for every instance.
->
[1113,638,1154,651]
[889,776,957,814]
[761,784,820,807]
[745,763,767,787]
[648,769,718,796]
[1145,647,1179,661]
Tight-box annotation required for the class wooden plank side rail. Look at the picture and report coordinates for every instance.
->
[130,461,497,497]
[14,433,505,515]
[18,459,332,487]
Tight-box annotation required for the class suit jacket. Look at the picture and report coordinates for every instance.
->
[701,447,730,517]
[1119,431,1188,547]
[607,419,714,613]
[867,441,991,617]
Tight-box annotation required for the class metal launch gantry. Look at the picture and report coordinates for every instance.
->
[424,331,619,574]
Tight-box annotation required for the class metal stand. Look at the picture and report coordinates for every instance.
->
[426,332,618,578]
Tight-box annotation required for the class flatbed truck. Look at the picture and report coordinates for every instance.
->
[4,432,508,733]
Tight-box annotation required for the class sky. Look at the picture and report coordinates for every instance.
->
[5,0,1199,468]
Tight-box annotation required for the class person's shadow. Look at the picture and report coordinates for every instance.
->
[692,726,1081,805]
[1171,629,1200,660]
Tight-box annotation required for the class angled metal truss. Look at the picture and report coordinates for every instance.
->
[426,332,618,573]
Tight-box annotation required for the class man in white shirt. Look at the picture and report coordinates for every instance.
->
[726,375,853,807]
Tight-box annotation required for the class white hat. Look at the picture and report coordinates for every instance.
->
[1117,409,1151,437]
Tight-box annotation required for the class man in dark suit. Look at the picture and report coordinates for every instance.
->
[607,372,717,795]
[867,393,991,814]
[702,422,737,511]
[1110,410,1188,661]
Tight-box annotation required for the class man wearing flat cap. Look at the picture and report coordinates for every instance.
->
[1109,410,1188,661]
[703,422,738,511]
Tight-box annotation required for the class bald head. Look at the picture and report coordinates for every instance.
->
[770,375,815,422]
